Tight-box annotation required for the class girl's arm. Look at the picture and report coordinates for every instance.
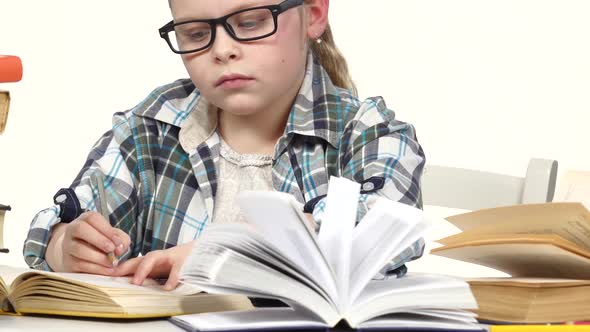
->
[313,97,426,277]
[23,112,141,271]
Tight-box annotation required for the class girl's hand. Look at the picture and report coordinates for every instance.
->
[114,240,196,290]
[46,211,131,274]
[304,213,317,232]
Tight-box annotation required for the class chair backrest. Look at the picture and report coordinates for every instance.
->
[421,158,558,210]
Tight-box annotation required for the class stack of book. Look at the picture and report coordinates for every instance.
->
[431,202,590,324]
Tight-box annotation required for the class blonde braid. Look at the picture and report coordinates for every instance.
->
[310,23,358,96]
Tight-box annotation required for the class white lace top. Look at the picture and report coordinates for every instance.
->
[212,138,274,224]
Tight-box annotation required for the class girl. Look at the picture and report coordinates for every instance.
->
[23,0,425,290]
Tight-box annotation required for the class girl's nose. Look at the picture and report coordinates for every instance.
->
[211,25,241,63]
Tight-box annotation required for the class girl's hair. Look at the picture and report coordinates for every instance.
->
[311,23,357,96]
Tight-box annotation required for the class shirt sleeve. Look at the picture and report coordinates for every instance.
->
[23,112,141,270]
[312,96,426,278]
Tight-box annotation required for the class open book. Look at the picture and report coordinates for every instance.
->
[431,202,590,278]
[0,265,253,318]
[173,177,481,331]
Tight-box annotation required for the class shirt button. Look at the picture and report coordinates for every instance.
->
[362,182,375,191]
[55,194,67,203]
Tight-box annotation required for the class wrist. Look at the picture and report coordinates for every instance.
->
[46,223,67,271]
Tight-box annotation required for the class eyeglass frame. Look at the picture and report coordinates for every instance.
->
[158,0,305,54]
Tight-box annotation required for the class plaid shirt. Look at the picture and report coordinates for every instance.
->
[23,53,426,276]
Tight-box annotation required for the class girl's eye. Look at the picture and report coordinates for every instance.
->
[182,29,210,41]
[191,30,210,40]
[237,19,261,29]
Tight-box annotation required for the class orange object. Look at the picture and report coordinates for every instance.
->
[0,55,23,83]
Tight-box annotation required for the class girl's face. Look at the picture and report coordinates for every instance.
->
[169,0,325,117]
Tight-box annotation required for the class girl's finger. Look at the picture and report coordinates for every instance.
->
[82,212,130,255]
[164,263,182,291]
[132,254,160,285]
[69,257,115,275]
[112,229,132,256]
[67,239,113,268]
[69,219,116,254]
[113,256,143,276]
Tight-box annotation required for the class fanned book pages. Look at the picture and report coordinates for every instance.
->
[0,266,253,318]
[431,202,590,278]
[173,176,481,331]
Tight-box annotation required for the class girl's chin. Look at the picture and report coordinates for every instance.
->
[216,98,268,116]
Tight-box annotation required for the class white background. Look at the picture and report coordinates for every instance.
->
[1,1,589,271]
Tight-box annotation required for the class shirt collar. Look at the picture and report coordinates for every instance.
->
[131,79,218,153]
[132,51,347,152]
[285,51,345,149]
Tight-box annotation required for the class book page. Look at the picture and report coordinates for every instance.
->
[436,232,590,259]
[184,223,333,303]
[467,277,590,287]
[317,176,360,310]
[237,191,338,304]
[445,202,590,250]
[0,265,28,311]
[180,235,341,325]
[0,265,29,290]
[433,242,590,279]
[348,273,476,327]
[7,268,201,296]
[348,198,429,304]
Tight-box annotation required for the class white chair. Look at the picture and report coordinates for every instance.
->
[410,158,558,278]
[420,158,558,210]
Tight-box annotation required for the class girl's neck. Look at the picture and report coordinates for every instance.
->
[217,104,290,156]
[218,69,305,155]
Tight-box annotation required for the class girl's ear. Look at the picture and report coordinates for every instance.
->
[305,0,329,39]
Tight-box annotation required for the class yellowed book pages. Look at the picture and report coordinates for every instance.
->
[444,202,590,250]
[436,232,590,258]
[432,238,590,279]
[0,91,9,134]
[467,277,590,323]
[0,266,253,318]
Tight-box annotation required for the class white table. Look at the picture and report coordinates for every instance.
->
[0,315,186,332]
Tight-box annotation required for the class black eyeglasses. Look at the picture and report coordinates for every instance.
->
[159,0,304,54]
